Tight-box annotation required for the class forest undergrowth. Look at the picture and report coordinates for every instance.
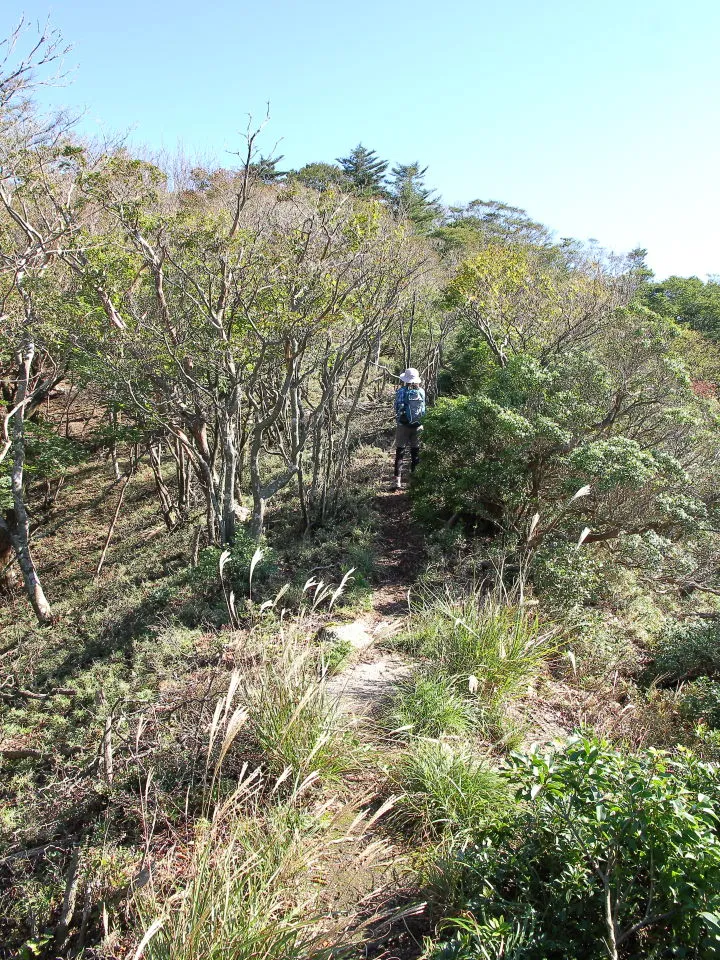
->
[5,429,720,960]
[1,439,429,959]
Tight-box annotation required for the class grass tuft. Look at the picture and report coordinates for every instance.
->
[135,776,321,960]
[394,739,510,841]
[386,673,477,738]
[246,645,358,786]
[397,591,558,715]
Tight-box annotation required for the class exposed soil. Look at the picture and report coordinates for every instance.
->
[323,486,431,959]
[330,488,424,716]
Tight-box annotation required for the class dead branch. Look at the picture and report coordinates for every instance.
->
[95,470,133,577]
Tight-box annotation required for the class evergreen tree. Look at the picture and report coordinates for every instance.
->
[247,154,288,184]
[289,161,345,192]
[642,275,720,340]
[336,143,388,195]
[389,162,440,233]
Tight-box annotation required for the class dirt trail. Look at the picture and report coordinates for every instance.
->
[328,488,424,714]
[321,487,429,959]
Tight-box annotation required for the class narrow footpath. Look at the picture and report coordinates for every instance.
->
[328,487,424,715]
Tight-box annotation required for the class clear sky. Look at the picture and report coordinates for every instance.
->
[3,0,719,280]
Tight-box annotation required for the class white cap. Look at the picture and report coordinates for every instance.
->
[399,367,421,383]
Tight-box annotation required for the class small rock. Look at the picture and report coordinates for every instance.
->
[318,622,373,651]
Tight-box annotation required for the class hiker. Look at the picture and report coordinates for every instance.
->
[393,367,426,490]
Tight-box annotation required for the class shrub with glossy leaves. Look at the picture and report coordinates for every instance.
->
[413,312,713,580]
[427,737,720,959]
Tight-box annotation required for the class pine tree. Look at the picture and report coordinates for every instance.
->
[290,161,345,192]
[247,154,288,184]
[389,162,440,233]
[336,143,388,195]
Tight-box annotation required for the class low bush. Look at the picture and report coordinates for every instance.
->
[679,677,720,728]
[648,618,720,685]
[530,539,608,608]
[192,532,277,596]
[318,634,355,676]
[426,736,720,960]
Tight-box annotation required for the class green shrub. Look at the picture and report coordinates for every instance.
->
[318,635,354,676]
[530,540,607,608]
[411,341,708,548]
[648,618,720,684]
[679,678,720,728]
[426,736,720,959]
[193,533,277,594]
[387,673,477,738]
[395,740,510,840]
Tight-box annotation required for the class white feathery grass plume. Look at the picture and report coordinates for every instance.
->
[302,576,317,593]
[312,795,344,819]
[258,582,290,616]
[570,484,592,502]
[312,581,333,609]
[578,526,591,546]
[215,707,248,772]
[328,567,356,611]
[272,583,289,607]
[144,768,154,803]
[295,770,320,796]
[132,917,164,960]
[135,715,148,754]
[305,730,333,766]
[566,650,577,678]
[340,806,372,840]
[215,764,265,821]
[219,549,231,577]
[207,697,225,759]
[248,547,264,601]
[361,794,399,833]
[222,671,242,726]
[270,766,294,795]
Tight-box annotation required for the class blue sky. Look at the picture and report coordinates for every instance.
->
[4,0,719,279]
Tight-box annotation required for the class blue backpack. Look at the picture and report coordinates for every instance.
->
[396,386,426,426]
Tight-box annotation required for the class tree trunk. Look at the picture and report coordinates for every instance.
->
[0,523,18,594]
[249,426,265,539]
[219,403,239,545]
[109,409,121,480]
[148,442,178,530]
[5,335,53,624]
[249,492,265,540]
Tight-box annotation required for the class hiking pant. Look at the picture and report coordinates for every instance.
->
[394,423,421,477]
